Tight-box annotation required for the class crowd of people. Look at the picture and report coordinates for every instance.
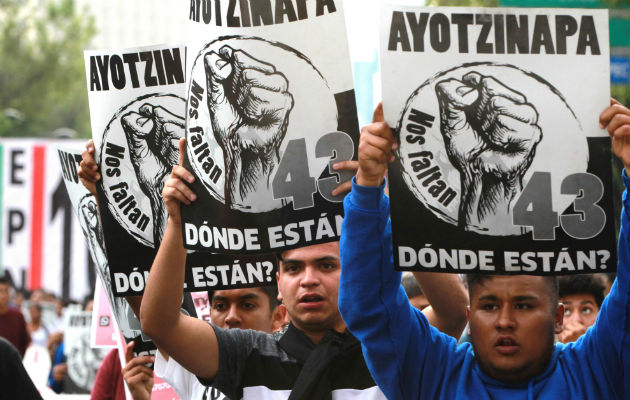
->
[0,99,628,399]
[0,279,97,395]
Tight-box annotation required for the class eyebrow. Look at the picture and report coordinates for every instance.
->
[281,256,339,265]
[477,295,499,302]
[477,294,539,302]
[212,293,261,303]
[513,295,538,302]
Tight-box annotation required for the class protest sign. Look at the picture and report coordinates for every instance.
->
[63,308,109,394]
[91,276,117,348]
[84,44,187,295]
[57,146,155,356]
[381,6,616,274]
[181,0,360,254]
[0,139,92,299]
[84,44,278,293]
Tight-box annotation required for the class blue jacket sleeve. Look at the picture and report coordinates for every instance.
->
[569,169,630,398]
[339,179,463,400]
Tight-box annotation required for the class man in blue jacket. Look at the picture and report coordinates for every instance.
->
[339,99,630,399]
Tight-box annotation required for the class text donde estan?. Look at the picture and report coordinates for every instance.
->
[185,214,343,252]
[399,246,612,273]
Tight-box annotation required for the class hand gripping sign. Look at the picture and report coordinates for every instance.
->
[381,6,616,275]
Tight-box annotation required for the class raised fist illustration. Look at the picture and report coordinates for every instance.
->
[79,197,107,270]
[121,103,183,244]
[435,72,542,233]
[204,45,294,208]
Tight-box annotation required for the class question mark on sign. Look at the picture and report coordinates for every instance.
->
[597,250,610,269]
[262,261,274,282]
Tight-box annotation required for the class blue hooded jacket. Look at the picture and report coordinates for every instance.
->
[339,171,630,400]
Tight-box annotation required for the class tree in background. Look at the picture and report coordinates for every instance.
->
[0,0,95,138]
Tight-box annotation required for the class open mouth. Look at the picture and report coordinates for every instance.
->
[497,338,516,346]
[495,337,519,355]
[299,294,324,304]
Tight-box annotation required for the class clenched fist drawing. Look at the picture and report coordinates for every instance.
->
[121,103,184,244]
[204,45,294,208]
[79,198,107,268]
[435,72,542,233]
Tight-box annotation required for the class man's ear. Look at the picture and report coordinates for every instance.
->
[271,304,287,332]
[466,306,471,336]
[276,272,283,302]
[554,303,564,334]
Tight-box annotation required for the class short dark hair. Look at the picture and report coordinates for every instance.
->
[558,274,606,308]
[401,272,423,299]
[210,284,280,312]
[465,274,559,310]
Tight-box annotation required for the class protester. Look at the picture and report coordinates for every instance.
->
[0,337,43,400]
[137,138,467,399]
[29,289,46,304]
[338,100,630,399]
[27,301,50,348]
[92,347,127,400]
[47,297,95,393]
[124,285,286,400]
[0,275,30,357]
[47,340,67,394]
[11,288,28,309]
[557,274,606,343]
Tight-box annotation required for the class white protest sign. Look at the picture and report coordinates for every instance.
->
[182,0,360,254]
[381,6,615,275]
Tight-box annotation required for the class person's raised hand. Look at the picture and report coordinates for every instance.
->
[122,341,155,400]
[78,139,100,196]
[557,319,588,344]
[600,98,630,175]
[331,160,359,197]
[357,103,397,187]
[162,138,197,225]
[52,363,68,382]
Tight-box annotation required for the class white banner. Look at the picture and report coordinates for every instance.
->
[0,139,93,300]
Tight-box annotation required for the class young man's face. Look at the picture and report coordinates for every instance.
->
[211,287,277,333]
[560,293,599,328]
[468,275,563,383]
[276,242,345,335]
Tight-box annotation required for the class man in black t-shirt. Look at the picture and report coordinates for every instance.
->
[139,139,468,399]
